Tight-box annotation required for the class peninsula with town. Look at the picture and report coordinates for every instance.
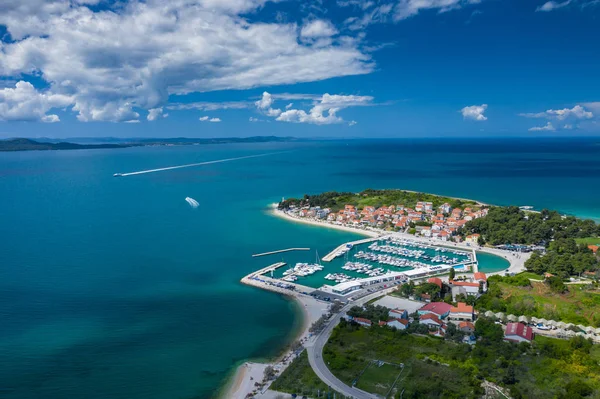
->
[229,189,600,399]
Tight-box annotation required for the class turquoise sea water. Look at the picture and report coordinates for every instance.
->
[1,138,600,398]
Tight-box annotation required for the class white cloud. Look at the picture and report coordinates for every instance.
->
[519,105,594,120]
[529,122,556,131]
[249,117,262,122]
[199,116,221,122]
[300,19,338,38]
[272,92,374,125]
[349,120,357,126]
[563,124,574,129]
[0,1,373,122]
[255,92,282,117]
[536,0,572,12]
[286,103,294,109]
[147,107,168,121]
[168,101,251,111]
[0,81,72,122]
[460,104,488,121]
[394,0,482,21]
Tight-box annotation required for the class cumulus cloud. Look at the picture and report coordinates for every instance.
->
[529,122,556,131]
[255,92,282,117]
[0,1,373,122]
[536,0,572,12]
[199,116,221,122]
[300,19,338,38]
[0,81,72,122]
[519,105,594,120]
[263,92,374,125]
[147,107,168,121]
[460,104,488,121]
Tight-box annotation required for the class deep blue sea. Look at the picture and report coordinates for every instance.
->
[1,138,600,399]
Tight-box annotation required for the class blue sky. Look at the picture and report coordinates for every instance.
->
[0,0,599,138]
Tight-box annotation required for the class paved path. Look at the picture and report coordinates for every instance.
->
[306,288,397,399]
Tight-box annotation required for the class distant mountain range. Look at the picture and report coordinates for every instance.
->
[0,136,299,152]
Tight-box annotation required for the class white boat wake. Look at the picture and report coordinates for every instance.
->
[185,197,199,208]
[113,151,288,177]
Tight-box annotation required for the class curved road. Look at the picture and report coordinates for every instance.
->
[306,288,397,399]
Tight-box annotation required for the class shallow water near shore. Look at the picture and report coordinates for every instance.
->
[1,137,600,399]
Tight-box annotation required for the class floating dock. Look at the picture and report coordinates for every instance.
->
[252,248,310,257]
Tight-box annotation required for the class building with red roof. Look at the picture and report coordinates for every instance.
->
[419,313,444,327]
[504,322,534,343]
[449,280,484,300]
[427,277,443,289]
[418,302,452,319]
[588,245,599,254]
[458,321,475,333]
[449,302,474,322]
[353,317,372,327]
[388,318,409,330]
[389,309,408,320]
[473,272,487,282]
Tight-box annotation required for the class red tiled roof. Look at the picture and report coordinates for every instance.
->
[474,272,487,281]
[588,245,599,254]
[420,313,442,324]
[419,302,452,316]
[505,322,534,341]
[378,321,387,326]
[354,317,372,325]
[449,280,480,288]
[450,302,474,314]
[391,318,409,326]
[459,321,475,330]
[427,277,443,289]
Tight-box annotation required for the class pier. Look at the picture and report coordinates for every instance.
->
[322,237,380,262]
[241,262,315,295]
[252,248,310,257]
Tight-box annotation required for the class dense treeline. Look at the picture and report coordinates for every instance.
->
[525,238,599,277]
[279,189,477,212]
[347,304,389,321]
[462,206,600,245]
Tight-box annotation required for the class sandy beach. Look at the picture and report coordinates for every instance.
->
[270,204,379,238]
[222,286,329,399]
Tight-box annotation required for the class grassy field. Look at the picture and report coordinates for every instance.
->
[516,272,544,280]
[354,362,403,396]
[269,351,332,396]
[576,236,600,246]
[497,280,600,326]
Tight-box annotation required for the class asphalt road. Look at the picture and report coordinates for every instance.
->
[306,287,398,399]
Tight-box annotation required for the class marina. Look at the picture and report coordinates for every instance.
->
[263,235,480,290]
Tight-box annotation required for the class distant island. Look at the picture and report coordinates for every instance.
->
[0,136,299,152]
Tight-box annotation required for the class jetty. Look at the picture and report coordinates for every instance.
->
[252,248,310,257]
[241,262,315,295]
[322,237,380,262]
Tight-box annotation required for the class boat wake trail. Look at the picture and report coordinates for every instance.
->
[115,151,288,177]
[185,197,200,208]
